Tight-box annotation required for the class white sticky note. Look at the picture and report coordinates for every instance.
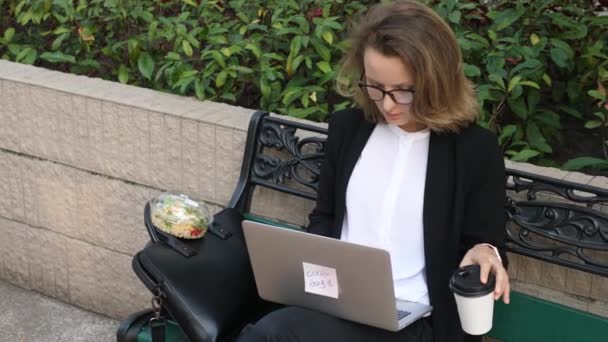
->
[302,262,339,299]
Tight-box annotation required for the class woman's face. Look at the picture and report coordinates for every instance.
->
[362,48,424,132]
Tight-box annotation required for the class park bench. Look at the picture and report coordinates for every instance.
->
[117,110,608,342]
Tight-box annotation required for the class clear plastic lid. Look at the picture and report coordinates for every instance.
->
[149,193,210,239]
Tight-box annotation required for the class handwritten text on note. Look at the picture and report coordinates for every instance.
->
[302,262,339,299]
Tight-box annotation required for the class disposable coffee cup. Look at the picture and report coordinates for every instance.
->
[449,264,496,335]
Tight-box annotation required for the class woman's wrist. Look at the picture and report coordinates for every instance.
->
[478,243,502,264]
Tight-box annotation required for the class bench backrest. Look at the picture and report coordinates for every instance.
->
[232,111,608,276]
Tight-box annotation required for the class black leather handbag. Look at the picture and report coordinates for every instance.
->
[130,206,268,342]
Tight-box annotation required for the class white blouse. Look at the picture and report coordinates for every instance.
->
[340,123,431,305]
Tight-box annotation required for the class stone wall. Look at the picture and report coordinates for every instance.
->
[0,60,606,321]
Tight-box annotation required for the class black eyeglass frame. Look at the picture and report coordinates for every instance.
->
[357,73,416,105]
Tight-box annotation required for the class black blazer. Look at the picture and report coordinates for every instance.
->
[307,108,507,342]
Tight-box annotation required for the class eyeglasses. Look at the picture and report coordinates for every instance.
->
[357,74,415,105]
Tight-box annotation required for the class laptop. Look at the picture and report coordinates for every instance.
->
[242,220,433,331]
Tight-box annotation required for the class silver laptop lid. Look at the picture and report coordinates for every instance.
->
[243,220,422,331]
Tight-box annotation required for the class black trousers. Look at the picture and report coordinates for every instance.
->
[236,306,433,342]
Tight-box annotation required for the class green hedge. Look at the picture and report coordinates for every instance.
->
[1,0,608,170]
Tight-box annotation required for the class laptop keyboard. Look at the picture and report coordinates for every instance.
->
[397,310,411,320]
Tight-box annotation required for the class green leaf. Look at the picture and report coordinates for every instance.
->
[137,53,155,80]
[550,48,568,68]
[215,71,228,88]
[563,157,608,171]
[508,96,527,119]
[542,74,552,87]
[493,8,525,32]
[498,124,517,146]
[311,38,331,61]
[290,36,302,57]
[526,122,552,153]
[560,106,583,119]
[519,81,540,89]
[118,64,129,84]
[448,10,461,24]
[588,90,607,101]
[166,52,181,61]
[245,43,261,59]
[182,40,193,57]
[508,76,522,92]
[322,31,333,45]
[4,28,15,42]
[229,65,254,74]
[316,61,332,74]
[463,64,481,77]
[488,74,505,90]
[585,120,602,129]
[260,78,271,98]
[40,51,76,63]
[511,149,540,162]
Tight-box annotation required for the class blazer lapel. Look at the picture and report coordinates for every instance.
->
[423,132,454,269]
[332,119,374,238]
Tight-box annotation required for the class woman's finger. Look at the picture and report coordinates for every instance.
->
[502,270,511,304]
[493,264,506,300]
[479,260,492,284]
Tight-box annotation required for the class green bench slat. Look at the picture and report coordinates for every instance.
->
[243,213,304,231]
[488,291,608,342]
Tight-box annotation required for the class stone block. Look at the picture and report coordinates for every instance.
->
[0,80,20,152]
[250,187,315,227]
[588,176,608,190]
[102,101,128,178]
[512,281,564,305]
[130,108,151,185]
[198,122,216,201]
[588,299,608,318]
[67,239,150,319]
[36,87,64,162]
[539,262,566,292]
[181,119,200,197]
[95,248,151,319]
[72,95,91,171]
[0,218,32,290]
[165,115,183,191]
[563,171,594,185]
[149,113,180,191]
[516,256,543,285]
[505,252,519,281]
[564,267,592,297]
[66,238,100,313]
[99,179,152,255]
[590,273,608,301]
[36,161,79,237]
[215,127,240,204]
[560,293,591,312]
[85,98,106,174]
[55,89,77,166]
[20,158,41,227]
[0,152,25,222]
[28,228,70,302]
[76,171,152,255]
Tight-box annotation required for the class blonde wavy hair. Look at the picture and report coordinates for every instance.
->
[336,0,479,133]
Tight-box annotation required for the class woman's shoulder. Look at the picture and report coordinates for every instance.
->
[327,107,366,129]
[454,123,498,143]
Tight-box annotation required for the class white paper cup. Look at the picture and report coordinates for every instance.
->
[449,265,496,335]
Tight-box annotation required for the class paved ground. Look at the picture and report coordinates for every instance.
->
[0,280,118,342]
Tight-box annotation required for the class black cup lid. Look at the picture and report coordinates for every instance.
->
[449,264,495,297]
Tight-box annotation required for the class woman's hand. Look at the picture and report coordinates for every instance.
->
[460,244,510,304]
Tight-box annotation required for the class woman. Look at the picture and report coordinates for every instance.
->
[238,1,510,341]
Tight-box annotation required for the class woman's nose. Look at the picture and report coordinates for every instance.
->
[382,94,398,113]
